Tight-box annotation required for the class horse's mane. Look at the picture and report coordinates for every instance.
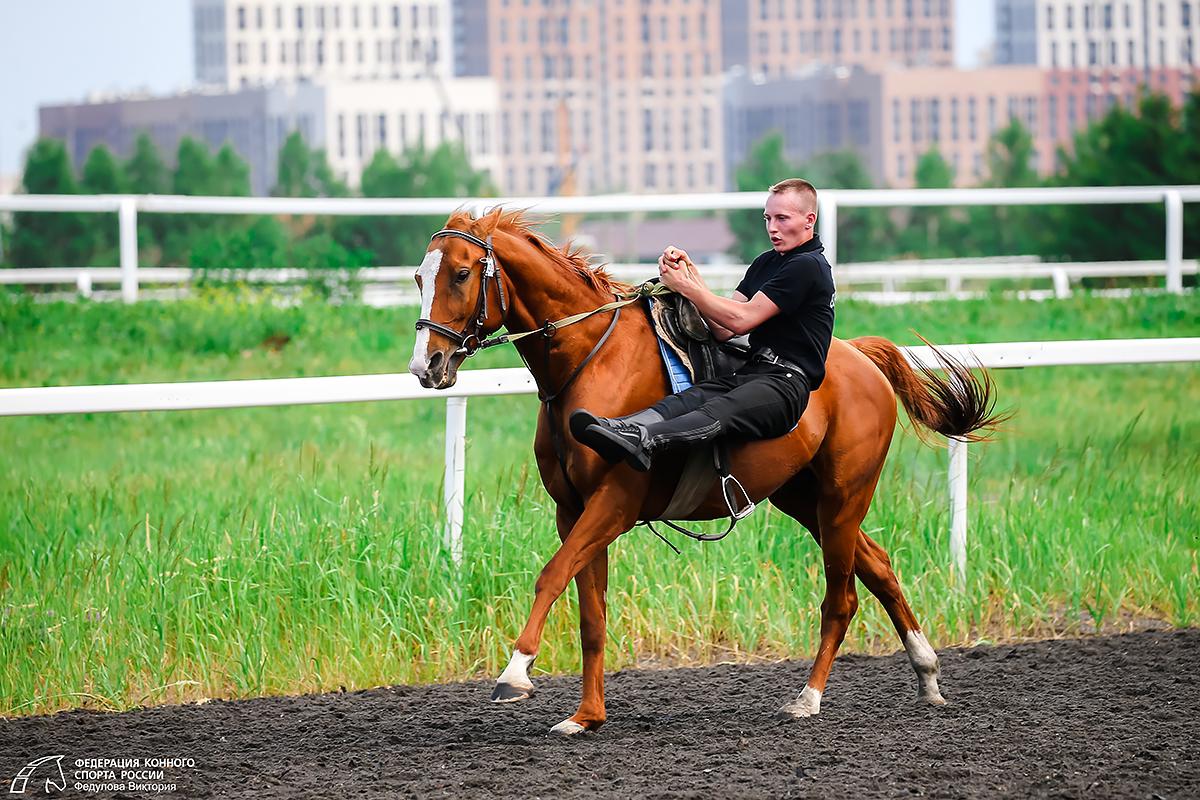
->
[445,209,630,296]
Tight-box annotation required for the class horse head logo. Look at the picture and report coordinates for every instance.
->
[9,755,66,794]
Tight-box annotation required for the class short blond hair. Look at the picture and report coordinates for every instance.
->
[769,178,818,214]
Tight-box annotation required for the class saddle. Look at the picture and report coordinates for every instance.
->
[647,282,752,384]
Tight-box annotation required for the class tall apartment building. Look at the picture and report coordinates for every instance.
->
[482,0,725,195]
[181,1,500,189]
[722,0,955,76]
[996,0,1198,69]
[193,0,456,87]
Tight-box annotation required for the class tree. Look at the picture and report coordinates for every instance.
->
[896,147,963,258]
[124,133,169,194]
[728,133,793,263]
[1041,91,1192,262]
[124,133,171,263]
[966,119,1040,257]
[8,139,95,267]
[80,145,125,261]
[333,142,494,266]
[795,149,894,263]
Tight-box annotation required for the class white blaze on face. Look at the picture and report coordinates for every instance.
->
[409,248,443,376]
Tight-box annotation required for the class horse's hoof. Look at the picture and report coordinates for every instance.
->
[776,687,822,719]
[549,718,588,736]
[491,682,533,703]
[919,691,947,706]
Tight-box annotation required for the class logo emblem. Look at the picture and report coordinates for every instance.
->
[9,755,66,794]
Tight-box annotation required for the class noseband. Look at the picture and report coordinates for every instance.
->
[415,228,510,356]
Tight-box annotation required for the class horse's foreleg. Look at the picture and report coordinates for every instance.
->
[550,546,610,735]
[492,478,640,729]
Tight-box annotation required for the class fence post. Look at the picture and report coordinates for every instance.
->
[444,397,468,565]
[118,198,139,303]
[948,437,968,585]
[819,196,838,269]
[1052,267,1071,299]
[1165,190,1183,294]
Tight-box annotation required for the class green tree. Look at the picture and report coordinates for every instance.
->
[124,133,171,263]
[966,119,1041,257]
[897,147,963,258]
[795,148,893,263]
[8,139,95,267]
[728,132,793,263]
[273,131,345,198]
[80,145,125,261]
[333,142,493,266]
[1042,91,1193,262]
[212,144,251,197]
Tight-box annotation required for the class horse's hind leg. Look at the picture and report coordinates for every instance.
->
[771,472,945,708]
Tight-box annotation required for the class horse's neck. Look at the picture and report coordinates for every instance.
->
[497,232,642,398]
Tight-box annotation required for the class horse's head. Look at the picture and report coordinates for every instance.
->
[409,209,507,389]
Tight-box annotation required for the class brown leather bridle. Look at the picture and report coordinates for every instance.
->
[414,228,509,356]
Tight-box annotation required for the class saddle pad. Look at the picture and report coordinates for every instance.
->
[648,298,694,393]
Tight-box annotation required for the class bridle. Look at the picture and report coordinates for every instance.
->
[414,228,509,356]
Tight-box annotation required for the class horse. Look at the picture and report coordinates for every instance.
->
[408,208,1003,735]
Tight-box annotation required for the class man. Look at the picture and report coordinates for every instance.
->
[569,178,835,471]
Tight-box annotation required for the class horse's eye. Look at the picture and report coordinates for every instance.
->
[456,269,471,283]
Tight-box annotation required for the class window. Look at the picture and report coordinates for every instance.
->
[237,5,246,29]
[643,109,654,150]
[296,6,305,29]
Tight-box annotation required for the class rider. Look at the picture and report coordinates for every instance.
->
[569,178,835,471]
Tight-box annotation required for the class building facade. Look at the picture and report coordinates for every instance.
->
[996,0,1200,69]
[39,78,499,195]
[192,0,457,88]
[723,0,956,76]
[486,0,725,195]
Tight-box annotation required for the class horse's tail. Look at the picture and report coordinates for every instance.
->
[850,335,1008,443]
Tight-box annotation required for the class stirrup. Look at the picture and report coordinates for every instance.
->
[720,473,756,520]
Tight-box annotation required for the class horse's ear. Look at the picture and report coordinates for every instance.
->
[475,206,502,238]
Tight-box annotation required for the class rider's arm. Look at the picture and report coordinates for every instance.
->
[660,261,781,336]
[659,248,781,338]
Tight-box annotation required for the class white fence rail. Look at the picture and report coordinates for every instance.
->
[3,257,1196,305]
[3,338,1197,579]
[1,186,1197,302]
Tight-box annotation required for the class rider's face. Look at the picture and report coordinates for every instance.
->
[763,191,816,253]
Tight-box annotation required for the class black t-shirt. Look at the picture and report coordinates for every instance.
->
[735,235,836,388]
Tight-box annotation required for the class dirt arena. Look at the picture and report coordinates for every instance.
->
[2,629,1196,798]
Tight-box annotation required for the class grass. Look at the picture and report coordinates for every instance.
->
[1,288,1197,716]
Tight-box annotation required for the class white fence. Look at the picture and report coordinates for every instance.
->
[2,338,1198,578]
[1,185,1197,302]
[3,257,1197,306]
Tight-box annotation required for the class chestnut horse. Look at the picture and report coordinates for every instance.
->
[409,208,1002,735]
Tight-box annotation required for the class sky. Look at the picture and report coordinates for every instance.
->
[0,0,995,182]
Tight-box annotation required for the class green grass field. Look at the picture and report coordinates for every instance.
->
[1,289,1197,716]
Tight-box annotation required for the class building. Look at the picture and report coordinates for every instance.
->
[39,78,499,195]
[996,0,1199,69]
[722,0,956,76]
[484,0,725,195]
[192,0,456,88]
[726,64,1063,187]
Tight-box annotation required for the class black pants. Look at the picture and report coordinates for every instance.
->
[649,362,811,441]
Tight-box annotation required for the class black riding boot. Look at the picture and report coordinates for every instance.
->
[569,407,664,467]
[570,408,722,472]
